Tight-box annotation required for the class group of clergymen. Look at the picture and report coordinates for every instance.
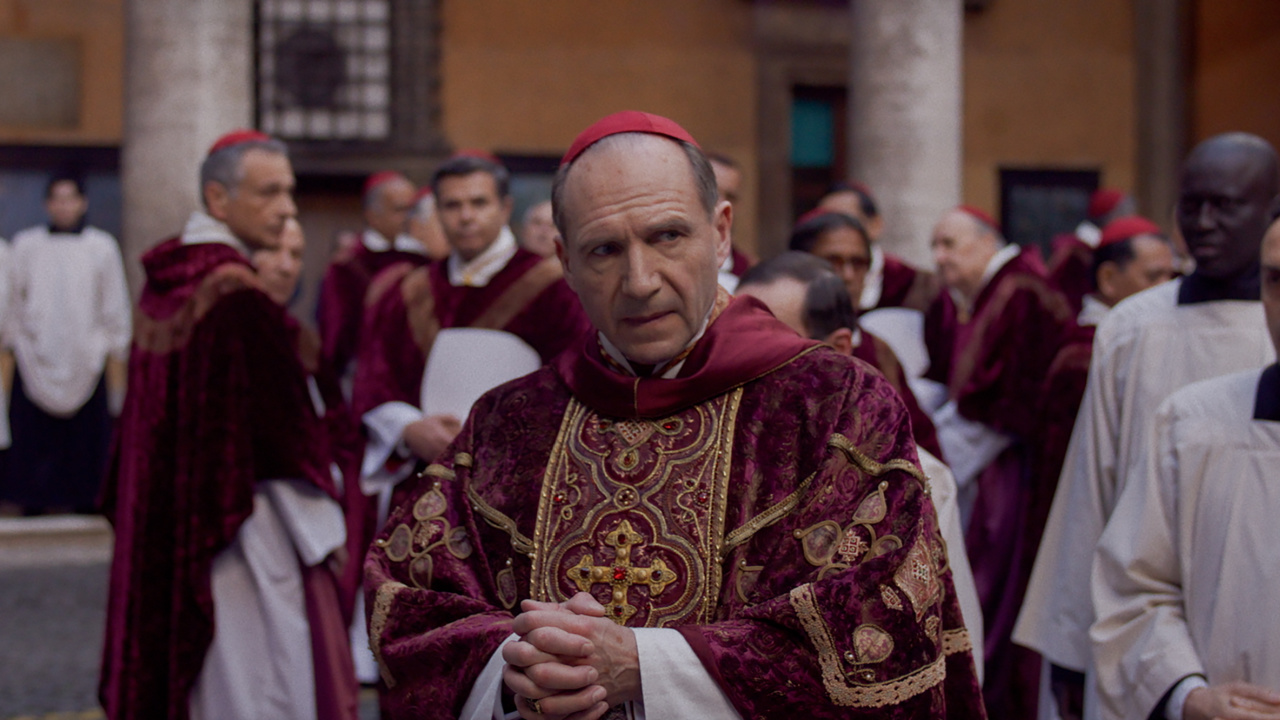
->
[97,112,1280,720]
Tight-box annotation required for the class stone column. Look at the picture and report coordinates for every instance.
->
[1133,0,1190,224]
[847,0,963,268]
[120,0,254,294]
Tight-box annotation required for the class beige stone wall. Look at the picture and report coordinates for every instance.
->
[1192,0,1280,150]
[0,0,124,144]
[438,0,760,253]
[963,1,1137,216]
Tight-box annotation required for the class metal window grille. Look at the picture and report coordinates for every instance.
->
[256,0,392,141]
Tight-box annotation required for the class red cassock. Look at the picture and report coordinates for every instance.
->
[1027,324,1096,577]
[876,253,942,312]
[317,242,429,380]
[350,248,591,418]
[852,330,944,462]
[99,240,352,720]
[1046,233,1094,317]
[365,295,985,719]
[924,248,1075,720]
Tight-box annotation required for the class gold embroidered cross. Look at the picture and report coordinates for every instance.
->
[567,520,676,625]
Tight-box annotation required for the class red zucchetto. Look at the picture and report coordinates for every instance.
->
[206,129,272,156]
[561,111,700,167]
[363,171,407,197]
[1099,215,1163,248]
[956,204,1000,232]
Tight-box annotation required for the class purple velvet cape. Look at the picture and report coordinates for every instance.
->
[365,295,985,719]
[1046,233,1094,317]
[317,242,429,380]
[926,249,1075,720]
[350,248,591,418]
[99,239,340,720]
[852,330,944,462]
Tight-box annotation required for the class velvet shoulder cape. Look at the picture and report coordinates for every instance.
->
[100,238,336,720]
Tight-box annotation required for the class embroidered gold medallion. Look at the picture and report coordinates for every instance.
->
[531,391,741,627]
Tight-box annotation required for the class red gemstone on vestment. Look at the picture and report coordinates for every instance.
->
[553,493,565,503]
[613,567,626,580]
[613,606,623,616]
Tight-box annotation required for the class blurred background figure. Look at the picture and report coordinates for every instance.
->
[517,198,558,259]
[0,174,130,516]
[407,188,450,262]
[316,171,429,393]
[253,216,306,306]
[1046,188,1138,315]
[707,152,755,290]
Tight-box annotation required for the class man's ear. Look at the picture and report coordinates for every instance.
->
[204,181,230,222]
[1096,261,1120,304]
[865,214,885,243]
[824,327,855,356]
[713,200,733,266]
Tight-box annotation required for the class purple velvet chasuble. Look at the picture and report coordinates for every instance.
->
[365,295,985,719]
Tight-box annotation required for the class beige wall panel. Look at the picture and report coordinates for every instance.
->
[439,0,760,253]
[1192,0,1280,151]
[962,1,1137,216]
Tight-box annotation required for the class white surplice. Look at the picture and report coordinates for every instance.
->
[4,224,130,417]
[1090,368,1280,720]
[1015,280,1274,677]
[189,479,347,720]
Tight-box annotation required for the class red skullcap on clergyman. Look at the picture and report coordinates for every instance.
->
[561,111,700,167]
[1088,188,1126,220]
[795,207,835,227]
[364,171,406,197]
[412,187,434,204]
[207,129,271,157]
[957,205,1000,232]
[1099,215,1162,248]
[453,148,503,165]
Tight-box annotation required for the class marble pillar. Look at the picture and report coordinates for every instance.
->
[847,0,963,268]
[120,0,254,293]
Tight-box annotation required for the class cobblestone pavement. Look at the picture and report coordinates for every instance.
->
[0,518,378,720]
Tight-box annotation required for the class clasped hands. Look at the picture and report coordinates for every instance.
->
[502,592,640,720]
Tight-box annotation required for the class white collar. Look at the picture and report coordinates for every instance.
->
[447,226,518,287]
[1075,220,1101,248]
[362,228,426,255]
[859,244,887,309]
[179,211,249,257]
[1078,294,1110,327]
[597,302,715,380]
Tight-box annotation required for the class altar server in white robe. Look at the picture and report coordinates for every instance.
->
[1015,132,1279,720]
[1,175,130,514]
[1089,215,1280,720]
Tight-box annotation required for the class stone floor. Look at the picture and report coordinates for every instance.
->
[0,516,378,720]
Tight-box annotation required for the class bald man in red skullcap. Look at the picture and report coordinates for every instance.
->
[100,131,358,720]
[365,112,984,720]
[924,205,1075,720]
[316,171,427,386]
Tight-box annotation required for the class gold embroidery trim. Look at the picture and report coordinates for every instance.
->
[790,583,946,708]
[721,470,817,557]
[369,580,408,688]
[941,627,972,656]
[828,434,927,485]
[418,463,456,482]
[466,484,535,555]
[454,452,474,469]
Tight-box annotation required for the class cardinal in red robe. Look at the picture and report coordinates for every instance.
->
[927,205,1075,720]
[365,111,984,720]
[100,132,355,720]
[316,171,429,385]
